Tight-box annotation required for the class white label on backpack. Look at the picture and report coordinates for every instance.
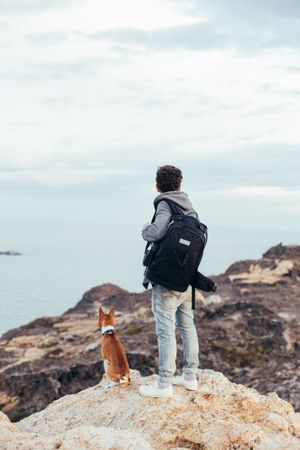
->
[179,238,191,246]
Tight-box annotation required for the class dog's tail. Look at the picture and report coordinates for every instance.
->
[119,373,130,388]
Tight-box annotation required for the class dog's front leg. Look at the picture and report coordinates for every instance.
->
[103,359,110,374]
[102,359,117,388]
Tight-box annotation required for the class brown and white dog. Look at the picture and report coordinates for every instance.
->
[98,306,130,388]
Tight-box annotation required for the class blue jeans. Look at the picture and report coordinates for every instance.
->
[151,284,199,384]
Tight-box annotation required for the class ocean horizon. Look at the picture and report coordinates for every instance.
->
[1,219,299,336]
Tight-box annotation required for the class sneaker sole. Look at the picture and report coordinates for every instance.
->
[172,382,198,391]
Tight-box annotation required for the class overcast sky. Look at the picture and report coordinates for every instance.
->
[1,0,300,240]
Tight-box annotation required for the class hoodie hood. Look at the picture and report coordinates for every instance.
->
[153,191,197,216]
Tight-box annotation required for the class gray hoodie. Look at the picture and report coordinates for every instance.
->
[142,191,198,242]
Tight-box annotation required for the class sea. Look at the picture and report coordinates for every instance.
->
[1,220,299,336]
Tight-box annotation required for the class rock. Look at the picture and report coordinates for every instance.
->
[83,341,99,353]
[0,411,18,433]
[0,392,19,414]
[203,294,223,304]
[1,424,152,450]
[0,250,21,256]
[1,369,298,450]
[263,243,300,259]
[228,259,294,284]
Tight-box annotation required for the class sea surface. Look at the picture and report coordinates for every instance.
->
[1,220,299,336]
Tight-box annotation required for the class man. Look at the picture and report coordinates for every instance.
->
[139,165,199,398]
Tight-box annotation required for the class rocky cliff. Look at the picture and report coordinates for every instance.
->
[0,243,299,423]
[1,370,300,449]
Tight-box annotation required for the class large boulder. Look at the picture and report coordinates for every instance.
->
[1,370,300,449]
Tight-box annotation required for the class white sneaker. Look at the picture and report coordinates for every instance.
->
[139,381,173,398]
[172,374,198,391]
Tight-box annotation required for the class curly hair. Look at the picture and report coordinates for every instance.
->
[156,165,183,192]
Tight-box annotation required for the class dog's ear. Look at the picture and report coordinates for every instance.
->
[109,306,115,318]
[99,306,105,320]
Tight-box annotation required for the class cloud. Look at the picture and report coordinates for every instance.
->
[26,32,68,46]
[178,144,300,190]
[78,1,300,53]
[212,186,300,198]
[241,104,291,118]
[79,22,228,51]
[176,0,300,20]
[0,166,137,189]
[187,0,300,52]
[0,0,80,14]
[1,0,299,202]
[0,56,125,81]
[286,65,300,73]
[0,142,299,196]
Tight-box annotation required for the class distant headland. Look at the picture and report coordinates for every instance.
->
[0,250,21,255]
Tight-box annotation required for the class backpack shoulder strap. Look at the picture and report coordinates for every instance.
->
[145,199,182,251]
[154,198,183,217]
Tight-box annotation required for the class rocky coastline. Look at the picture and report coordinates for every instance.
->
[0,243,299,424]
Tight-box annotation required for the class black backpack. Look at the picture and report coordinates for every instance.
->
[143,199,209,307]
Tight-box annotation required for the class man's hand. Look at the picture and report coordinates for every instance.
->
[142,221,151,231]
